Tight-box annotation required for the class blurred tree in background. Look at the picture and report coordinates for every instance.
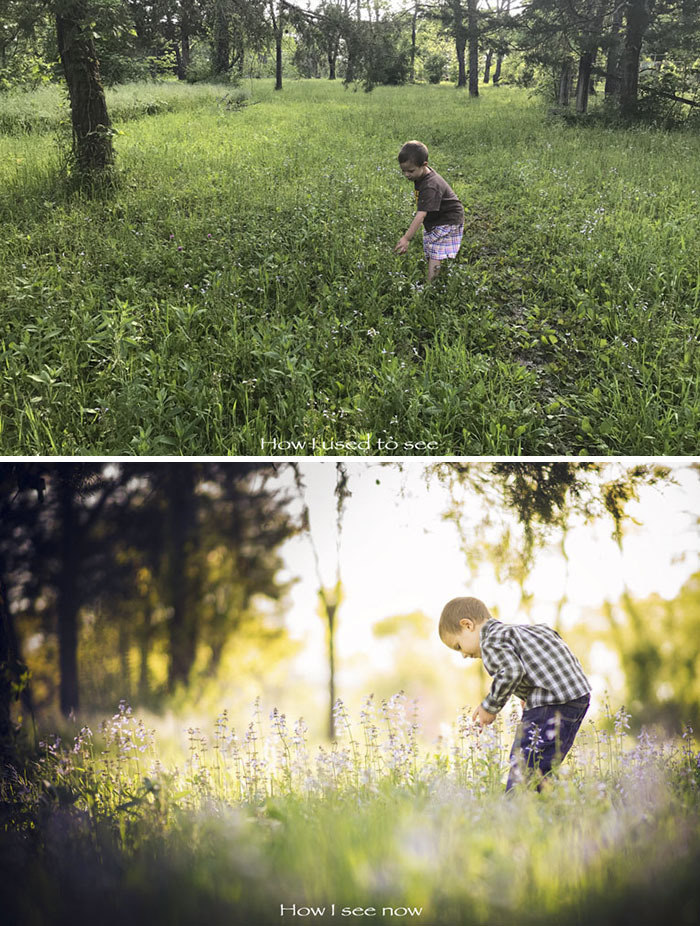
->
[1,462,299,724]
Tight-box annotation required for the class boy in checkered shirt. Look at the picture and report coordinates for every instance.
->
[394,140,464,282]
[440,596,591,790]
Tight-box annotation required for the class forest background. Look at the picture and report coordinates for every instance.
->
[2,459,699,747]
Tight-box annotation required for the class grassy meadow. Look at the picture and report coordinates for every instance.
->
[1,79,699,455]
[2,696,699,926]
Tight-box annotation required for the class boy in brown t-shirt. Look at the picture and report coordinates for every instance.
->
[394,140,465,282]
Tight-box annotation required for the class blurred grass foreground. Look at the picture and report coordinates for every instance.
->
[2,694,700,926]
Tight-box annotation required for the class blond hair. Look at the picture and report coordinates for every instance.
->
[439,597,492,638]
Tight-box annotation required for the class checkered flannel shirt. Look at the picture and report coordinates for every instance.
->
[479,619,591,715]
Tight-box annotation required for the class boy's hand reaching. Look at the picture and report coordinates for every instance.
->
[394,236,410,254]
[472,705,497,726]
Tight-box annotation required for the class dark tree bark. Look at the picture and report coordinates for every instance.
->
[483,48,492,83]
[456,40,467,86]
[181,30,191,78]
[605,3,624,99]
[410,3,418,81]
[213,0,230,74]
[0,573,16,765]
[275,30,283,89]
[493,52,503,84]
[575,50,595,113]
[56,475,80,716]
[620,0,654,115]
[558,57,573,106]
[447,0,468,87]
[138,605,152,701]
[165,465,199,692]
[55,2,113,175]
[467,0,479,97]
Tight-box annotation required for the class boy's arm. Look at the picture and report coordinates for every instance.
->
[394,211,428,253]
[479,638,526,716]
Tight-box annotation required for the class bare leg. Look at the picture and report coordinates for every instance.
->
[427,258,442,282]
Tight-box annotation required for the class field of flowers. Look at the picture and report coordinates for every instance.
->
[1,80,699,454]
[2,694,699,925]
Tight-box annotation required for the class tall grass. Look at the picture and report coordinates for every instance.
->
[0,81,247,134]
[1,80,699,454]
[1,694,699,926]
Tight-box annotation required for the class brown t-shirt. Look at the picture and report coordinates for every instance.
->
[414,168,464,231]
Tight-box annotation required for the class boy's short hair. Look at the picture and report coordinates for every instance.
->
[439,597,492,637]
[398,140,428,166]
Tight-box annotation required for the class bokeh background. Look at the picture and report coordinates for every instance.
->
[3,460,700,745]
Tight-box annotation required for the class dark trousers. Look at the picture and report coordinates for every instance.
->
[505,694,590,792]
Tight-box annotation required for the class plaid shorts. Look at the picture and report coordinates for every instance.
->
[423,223,463,260]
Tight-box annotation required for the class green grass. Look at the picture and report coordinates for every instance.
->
[1,80,699,454]
[2,697,699,926]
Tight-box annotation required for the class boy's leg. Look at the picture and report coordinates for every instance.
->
[505,696,590,792]
[427,258,442,281]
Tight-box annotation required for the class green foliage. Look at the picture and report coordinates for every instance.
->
[0,80,699,454]
[423,50,448,84]
[604,571,700,727]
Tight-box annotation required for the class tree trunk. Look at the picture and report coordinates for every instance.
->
[450,0,467,87]
[138,606,151,700]
[0,572,17,766]
[166,466,198,692]
[558,58,573,106]
[620,0,653,116]
[55,3,113,175]
[411,5,418,81]
[181,29,191,79]
[467,0,479,97]
[493,53,503,84]
[213,0,230,74]
[57,477,80,716]
[483,49,492,83]
[456,40,467,87]
[328,51,336,80]
[605,4,624,99]
[575,50,594,113]
[118,621,131,700]
[275,30,283,90]
[327,603,337,740]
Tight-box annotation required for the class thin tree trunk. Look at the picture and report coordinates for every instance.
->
[483,49,492,83]
[558,58,573,106]
[605,4,624,99]
[456,40,467,87]
[181,30,191,79]
[213,0,230,74]
[275,30,283,89]
[138,607,151,700]
[119,621,131,700]
[620,0,653,115]
[493,53,503,84]
[166,466,198,692]
[411,5,418,81]
[575,50,594,113]
[327,602,337,740]
[57,478,80,716]
[450,0,467,87]
[55,3,113,175]
[0,572,17,765]
[467,0,479,97]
